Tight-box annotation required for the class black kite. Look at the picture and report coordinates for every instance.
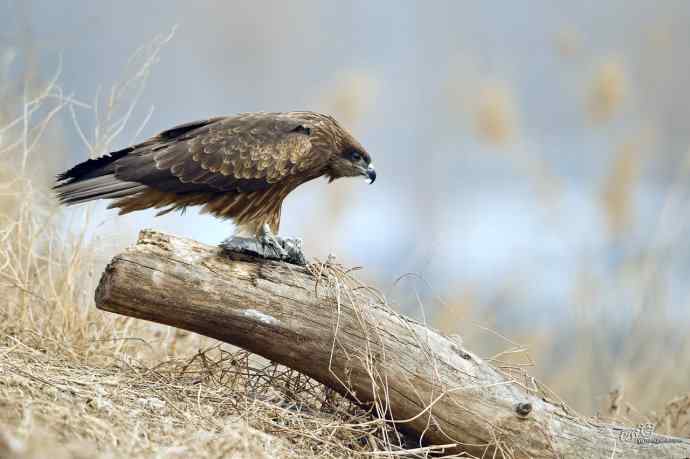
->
[54,112,375,260]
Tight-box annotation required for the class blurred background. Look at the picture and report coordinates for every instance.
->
[2,0,690,415]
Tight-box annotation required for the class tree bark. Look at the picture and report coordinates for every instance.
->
[95,229,690,458]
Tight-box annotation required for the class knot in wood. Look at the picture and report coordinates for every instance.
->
[515,402,532,418]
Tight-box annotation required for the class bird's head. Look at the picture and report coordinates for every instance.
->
[326,144,376,184]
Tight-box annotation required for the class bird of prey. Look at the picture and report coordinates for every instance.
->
[54,112,376,264]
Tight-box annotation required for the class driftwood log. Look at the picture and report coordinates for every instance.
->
[95,229,690,458]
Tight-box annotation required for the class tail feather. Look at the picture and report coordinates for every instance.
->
[55,175,147,205]
[55,146,132,184]
[54,147,146,205]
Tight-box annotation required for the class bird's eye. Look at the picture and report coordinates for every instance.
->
[349,150,362,161]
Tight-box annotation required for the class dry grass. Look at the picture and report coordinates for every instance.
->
[473,80,519,147]
[0,339,395,458]
[588,57,627,122]
[600,139,643,236]
[595,389,690,439]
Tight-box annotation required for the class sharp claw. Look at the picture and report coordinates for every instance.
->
[259,224,288,258]
[266,240,287,258]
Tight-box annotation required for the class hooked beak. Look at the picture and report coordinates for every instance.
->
[366,163,376,184]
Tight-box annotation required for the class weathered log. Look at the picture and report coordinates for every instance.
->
[95,229,690,458]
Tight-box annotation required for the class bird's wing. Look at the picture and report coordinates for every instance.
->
[115,114,321,193]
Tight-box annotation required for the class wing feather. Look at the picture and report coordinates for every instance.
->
[115,113,323,194]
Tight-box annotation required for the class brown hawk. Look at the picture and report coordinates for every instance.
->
[54,112,375,264]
